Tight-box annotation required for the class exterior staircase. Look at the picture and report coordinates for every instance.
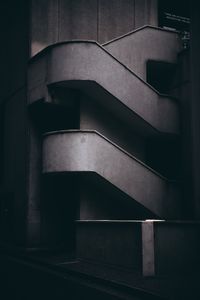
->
[26,25,200,299]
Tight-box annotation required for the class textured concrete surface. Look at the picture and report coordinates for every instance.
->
[28,42,179,135]
[76,221,142,272]
[104,26,181,80]
[0,251,166,300]
[154,221,200,275]
[79,96,146,160]
[76,220,200,276]
[30,0,158,55]
[43,130,180,219]
[2,89,28,245]
[142,221,155,276]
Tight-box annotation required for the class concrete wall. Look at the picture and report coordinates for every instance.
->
[190,3,200,218]
[76,221,142,272]
[80,96,146,160]
[0,0,29,246]
[104,26,181,80]
[154,222,200,275]
[43,131,181,219]
[0,1,29,100]
[171,50,192,217]
[76,220,200,276]
[2,90,28,245]
[28,42,179,135]
[79,174,154,220]
[31,0,158,56]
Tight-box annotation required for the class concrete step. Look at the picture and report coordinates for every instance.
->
[42,130,180,219]
[28,41,179,136]
[76,220,200,277]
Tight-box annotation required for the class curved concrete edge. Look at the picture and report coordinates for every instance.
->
[42,130,180,219]
[28,41,179,135]
[103,26,182,80]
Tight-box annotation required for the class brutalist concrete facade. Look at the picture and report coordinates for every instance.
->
[1,1,200,299]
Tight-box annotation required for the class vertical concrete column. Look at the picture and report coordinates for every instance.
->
[26,123,42,246]
[142,221,155,276]
[190,2,200,218]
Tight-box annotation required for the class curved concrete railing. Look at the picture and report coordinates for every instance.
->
[42,130,180,219]
[103,26,182,80]
[28,41,179,135]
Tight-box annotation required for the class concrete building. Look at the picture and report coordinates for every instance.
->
[0,1,200,299]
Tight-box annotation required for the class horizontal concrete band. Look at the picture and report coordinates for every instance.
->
[76,219,200,224]
[76,220,200,276]
[104,25,182,79]
[42,130,180,218]
[28,40,179,135]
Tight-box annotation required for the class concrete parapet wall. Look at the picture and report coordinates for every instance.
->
[43,130,180,219]
[28,42,179,135]
[76,220,200,276]
[104,26,181,80]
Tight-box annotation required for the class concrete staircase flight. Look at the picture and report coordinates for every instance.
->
[28,40,179,136]
[26,25,200,296]
[103,25,182,81]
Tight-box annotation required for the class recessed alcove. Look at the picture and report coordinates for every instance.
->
[147,60,177,94]
[146,136,181,180]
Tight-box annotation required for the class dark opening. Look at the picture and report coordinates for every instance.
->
[29,88,80,133]
[41,173,79,256]
[146,137,181,180]
[147,60,177,94]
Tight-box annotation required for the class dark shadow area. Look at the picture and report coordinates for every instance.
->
[79,172,158,220]
[40,173,79,255]
[147,60,177,94]
[158,0,190,32]
[29,87,81,133]
[146,137,181,180]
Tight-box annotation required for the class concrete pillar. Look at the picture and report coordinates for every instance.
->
[142,221,155,276]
